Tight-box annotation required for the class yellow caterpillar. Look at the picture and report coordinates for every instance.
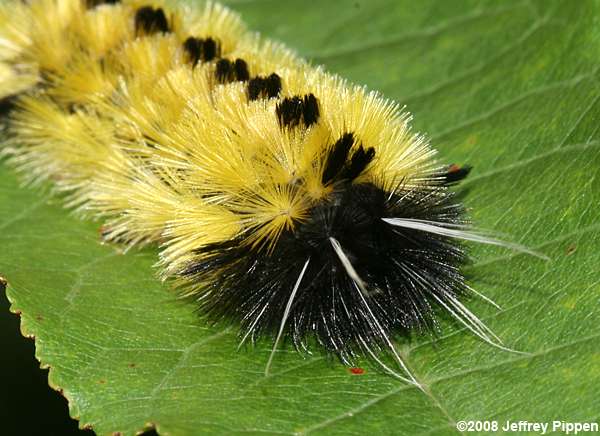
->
[0,0,543,383]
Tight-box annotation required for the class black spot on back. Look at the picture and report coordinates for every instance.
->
[85,0,120,8]
[215,58,250,83]
[202,38,219,62]
[339,146,376,181]
[135,6,170,36]
[264,74,282,99]
[302,94,319,126]
[215,59,233,83]
[322,133,375,184]
[234,59,250,82]
[322,133,355,184]
[276,94,320,128]
[248,73,281,100]
[183,38,201,67]
[183,37,221,67]
[277,96,303,127]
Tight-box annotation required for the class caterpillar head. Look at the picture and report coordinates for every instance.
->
[179,101,470,365]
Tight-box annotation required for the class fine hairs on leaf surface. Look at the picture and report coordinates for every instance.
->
[1,1,599,435]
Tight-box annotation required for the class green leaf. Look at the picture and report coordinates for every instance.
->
[2,0,600,434]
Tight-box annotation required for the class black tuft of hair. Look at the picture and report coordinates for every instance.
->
[183,37,221,67]
[265,74,282,99]
[322,133,355,184]
[181,182,467,363]
[183,38,201,67]
[302,94,320,126]
[276,96,302,127]
[135,6,170,36]
[248,73,281,101]
[215,59,232,83]
[322,134,376,184]
[339,146,376,181]
[234,59,250,82]
[202,38,219,62]
[215,58,250,83]
[276,94,320,128]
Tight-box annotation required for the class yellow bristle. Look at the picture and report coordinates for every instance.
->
[1,0,440,301]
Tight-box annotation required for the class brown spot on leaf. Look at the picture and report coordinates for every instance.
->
[566,244,577,256]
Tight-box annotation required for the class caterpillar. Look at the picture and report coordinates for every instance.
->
[0,0,546,384]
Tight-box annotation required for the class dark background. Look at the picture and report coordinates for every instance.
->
[0,283,94,436]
